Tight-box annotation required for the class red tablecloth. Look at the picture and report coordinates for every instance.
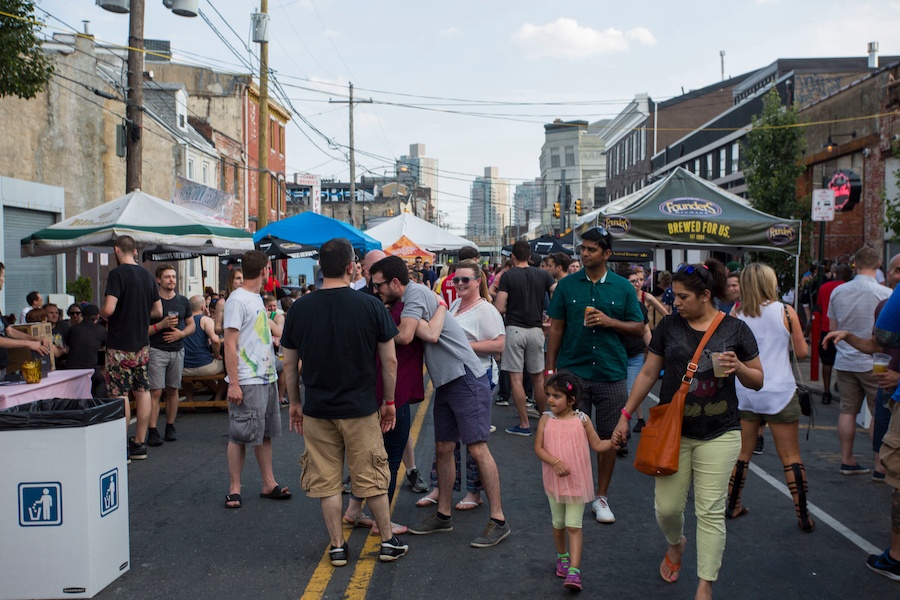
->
[0,369,94,410]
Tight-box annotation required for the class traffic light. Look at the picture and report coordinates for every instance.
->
[575,199,582,215]
[553,202,561,218]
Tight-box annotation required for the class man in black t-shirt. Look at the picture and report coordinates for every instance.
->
[65,304,107,397]
[494,241,557,435]
[282,237,408,566]
[146,264,194,447]
[100,236,162,460]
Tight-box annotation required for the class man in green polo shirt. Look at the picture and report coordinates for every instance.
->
[545,226,644,524]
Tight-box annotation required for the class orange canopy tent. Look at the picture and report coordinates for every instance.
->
[384,235,435,262]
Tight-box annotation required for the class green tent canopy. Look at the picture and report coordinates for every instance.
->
[577,167,802,257]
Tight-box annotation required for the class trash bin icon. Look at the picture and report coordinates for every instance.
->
[0,398,129,599]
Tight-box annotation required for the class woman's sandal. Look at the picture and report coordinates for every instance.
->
[342,513,374,528]
[726,506,750,519]
[415,496,438,507]
[660,536,686,583]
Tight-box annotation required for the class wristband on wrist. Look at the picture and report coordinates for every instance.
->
[621,407,632,420]
[152,324,158,333]
[544,369,555,376]
[551,459,560,467]
[384,400,395,405]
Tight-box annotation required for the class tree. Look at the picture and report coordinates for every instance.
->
[742,87,808,291]
[0,0,54,100]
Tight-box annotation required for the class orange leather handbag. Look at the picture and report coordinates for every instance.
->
[634,312,725,476]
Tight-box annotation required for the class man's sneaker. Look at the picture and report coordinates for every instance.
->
[128,438,147,460]
[867,549,900,581]
[526,405,541,419]
[873,471,886,482]
[146,428,163,447]
[591,496,615,523]
[409,513,453,535]
[555,555,571,578]
[165,423,177,442]
[379,536,409,562]
[470,520,511,548]
[753,435,764,455]
[632,418,645,433]
[840,463,870,475]
[406,468,429,493]
[329,541,349,567]
[505,425,532,437]
[563,571,583,591]
[495,397,510,407]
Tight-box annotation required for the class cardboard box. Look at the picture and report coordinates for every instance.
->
[8,323,55,374]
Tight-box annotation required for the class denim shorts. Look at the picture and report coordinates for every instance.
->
[434,365,492,445]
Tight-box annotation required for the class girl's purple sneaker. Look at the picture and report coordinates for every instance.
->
[555,556,570,578]
[563,571,582,592]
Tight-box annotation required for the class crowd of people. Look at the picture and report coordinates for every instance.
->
[5,233,900,596]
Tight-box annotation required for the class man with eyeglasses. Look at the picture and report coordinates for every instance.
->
[369,256,511,548]
[494,241,558,436]
[545,226,644,524]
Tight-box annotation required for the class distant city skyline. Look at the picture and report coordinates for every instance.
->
[38,1,900,232]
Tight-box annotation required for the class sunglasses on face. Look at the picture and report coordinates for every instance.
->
[678,264,711,282]
[68,311,81,316]
[452,276,477,285]
[371,280,389,291]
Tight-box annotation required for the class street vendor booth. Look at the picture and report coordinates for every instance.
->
[576,167,802,282]
[365,213,477,253]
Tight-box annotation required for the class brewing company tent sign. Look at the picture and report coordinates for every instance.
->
[576,167,801,257]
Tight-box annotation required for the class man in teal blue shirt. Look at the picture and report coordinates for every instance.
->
[545,226,644,523]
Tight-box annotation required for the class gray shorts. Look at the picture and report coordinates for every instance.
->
[228,382,282,446]
[501,325,545,374]
[570,374,627,438]
[149,347,184,390]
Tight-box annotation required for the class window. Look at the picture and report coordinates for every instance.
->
[187,158,194,180]
[705,154,713,179]
[279,125,285,154]
[202,162,208,184]
[694,158,700,174]
[731,142,740,173]
[719,148,727,177]
[178,114,185,128]
[565,146,575,167]
[269,121,275,151]
[551,151,560,168]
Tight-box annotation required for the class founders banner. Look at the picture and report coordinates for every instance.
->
[578,167,801,256]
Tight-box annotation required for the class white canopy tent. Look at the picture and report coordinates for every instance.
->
[365,213,478,252]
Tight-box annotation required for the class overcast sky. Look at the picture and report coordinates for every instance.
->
[37,0,900,232]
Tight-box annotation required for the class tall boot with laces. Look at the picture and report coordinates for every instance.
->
[784,462,815,532]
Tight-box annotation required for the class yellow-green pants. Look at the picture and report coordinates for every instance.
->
[654,430,741,582]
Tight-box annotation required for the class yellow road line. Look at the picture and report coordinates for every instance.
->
[300,381,434,600]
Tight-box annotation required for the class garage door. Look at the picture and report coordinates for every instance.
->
[3,207,57,317]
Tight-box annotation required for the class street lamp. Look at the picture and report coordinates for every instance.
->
[96,0,198,192]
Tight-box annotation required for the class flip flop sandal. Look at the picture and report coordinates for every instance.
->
[415,496,439,507]
[454,500,483,511]
[342,513,374,528]
[660,536,686,583]
[371,521,408,535]
[260,486,292,500]
[225,493,242,509]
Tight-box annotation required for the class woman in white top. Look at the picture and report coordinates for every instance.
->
[728,263,813,531]
[416,259,505,510]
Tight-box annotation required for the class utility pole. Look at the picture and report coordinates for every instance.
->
[125,0,145,193]
[256,0,270,229]
[330,83,372,228]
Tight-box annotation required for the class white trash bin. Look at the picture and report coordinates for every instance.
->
[0,398,129,599]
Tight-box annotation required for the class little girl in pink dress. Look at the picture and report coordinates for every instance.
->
[534,373,614,592]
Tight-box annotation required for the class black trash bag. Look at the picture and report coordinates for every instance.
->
[0,398,124,431]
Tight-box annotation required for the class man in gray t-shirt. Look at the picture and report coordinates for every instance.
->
[370,257,511,549]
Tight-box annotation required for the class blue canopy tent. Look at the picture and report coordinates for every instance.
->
[253,212,382,254]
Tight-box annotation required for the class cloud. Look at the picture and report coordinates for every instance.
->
[511,18,655,60]
[440,27,462,39]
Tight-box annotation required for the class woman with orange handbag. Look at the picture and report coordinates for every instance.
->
[612,259,763,600]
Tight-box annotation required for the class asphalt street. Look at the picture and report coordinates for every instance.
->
[94,362,898,600]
